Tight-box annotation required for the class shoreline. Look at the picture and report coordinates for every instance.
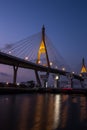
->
[0,87,87,95]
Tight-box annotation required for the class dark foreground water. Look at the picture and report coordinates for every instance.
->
[0,93,87,130]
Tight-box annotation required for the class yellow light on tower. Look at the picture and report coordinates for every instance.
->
[38,60,41,64]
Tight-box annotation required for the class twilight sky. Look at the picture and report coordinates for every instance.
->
[0,0,87,82]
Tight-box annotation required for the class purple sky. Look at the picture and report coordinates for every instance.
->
[0,0,87,82]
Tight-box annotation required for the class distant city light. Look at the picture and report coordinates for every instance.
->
[17,83,20,86]
[8,51,11,54]
[72,71,75,74]
[55,66,58,69]
[62,67,65,71]
[79,74,82,77]
[6,82,9,85]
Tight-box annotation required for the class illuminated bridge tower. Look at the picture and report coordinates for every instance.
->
[80,58,87,87]
[35,26,50,87]
[80,58,87,76]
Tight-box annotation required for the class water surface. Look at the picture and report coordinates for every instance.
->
[0,93,87,130]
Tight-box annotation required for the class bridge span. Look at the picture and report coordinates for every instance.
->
[0,51,83,83]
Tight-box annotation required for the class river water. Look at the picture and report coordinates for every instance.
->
[0,93,87,130]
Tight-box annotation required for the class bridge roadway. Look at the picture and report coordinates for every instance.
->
[0,51,83,81]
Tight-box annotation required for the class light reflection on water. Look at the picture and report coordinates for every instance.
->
[53,95,60,129]
[0,94,87,130]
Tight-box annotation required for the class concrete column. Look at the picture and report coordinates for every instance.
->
[70,78,73,88]
[35,70,41,87]
[54,75,60,88]
[80,80,84,88]
[13,66,18,85]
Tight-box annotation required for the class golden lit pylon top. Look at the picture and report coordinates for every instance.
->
[36,26,50,67]
[80,58,87,73]
[37,40,46,63]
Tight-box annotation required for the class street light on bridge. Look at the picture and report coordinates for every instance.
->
[54,75,60,88]
[38,60,41,64]
[72,71,75,74]
[62,67,65,71]
[8,51,11,54]
[25,56,29,60]
[55,75,59,80]
[50,62,53,66]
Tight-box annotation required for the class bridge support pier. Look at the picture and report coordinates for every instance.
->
[13,66,18,85]
[66,73,73,88]
[43,80,47,88]
[53,75,60,88]
[70,78,73,88]
[80,80,84,88]
[35,70,41,87]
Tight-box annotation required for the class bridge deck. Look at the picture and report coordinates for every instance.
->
[0,51,83,81]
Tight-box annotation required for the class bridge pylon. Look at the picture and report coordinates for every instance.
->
[80,58,87,74]
[35,25,50,87]
[80,58,87,87]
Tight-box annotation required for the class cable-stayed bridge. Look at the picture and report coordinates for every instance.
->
[0,26,83,87]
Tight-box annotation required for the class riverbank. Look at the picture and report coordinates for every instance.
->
[0,87,87,95]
